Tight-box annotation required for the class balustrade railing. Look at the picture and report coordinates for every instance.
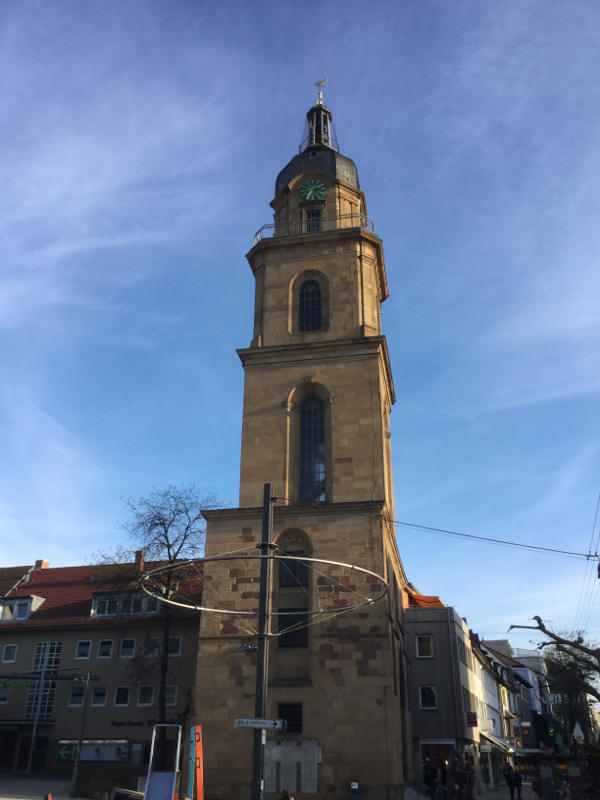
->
[253,213,375,245]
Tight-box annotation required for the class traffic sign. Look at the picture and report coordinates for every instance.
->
[235,718,287,731]
[57,742,76,762]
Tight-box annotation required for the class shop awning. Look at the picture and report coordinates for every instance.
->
[480,731,511,752]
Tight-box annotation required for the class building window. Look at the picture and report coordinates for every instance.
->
[76,640,91,660]
[26,680,57,719]
[115,687,130,707]
[279,551,309,588]
[418,685,438,710]
[165,685,178,706]
[143,637,159,657]
[98,639,113,659]
[131,743,143,766]
[0,599,31,621]
[91,687,107,707]
[278,703,303,733]
[33,641,62,671]
[0,687,8,704]
[299,397,326,502]
[25,642,61,720]
[2,644,17,663]
[69,686,85,707]
[416,635,433,658]
[305,209,321,233]
[138,686,154,706]
[167,637,182,657]
[92,593,160,617]
[278,608,309,648]
[119,638,135,658]
[92,597,118,616]
[299,280,322,331]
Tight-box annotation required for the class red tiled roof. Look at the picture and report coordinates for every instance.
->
[1,561,203,630]
[0,566,33,597]
[408,592,445,608]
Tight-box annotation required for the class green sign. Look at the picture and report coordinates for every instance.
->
[57,742,76,762]
[0,680,35,688]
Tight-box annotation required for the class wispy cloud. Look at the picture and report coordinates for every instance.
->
[0,394,108,564]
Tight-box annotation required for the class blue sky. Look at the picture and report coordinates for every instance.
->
[1,0,599,650]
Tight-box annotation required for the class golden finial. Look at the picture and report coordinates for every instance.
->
[315,78,328,105]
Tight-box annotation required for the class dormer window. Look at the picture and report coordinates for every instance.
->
[0,595,44,622]
[91,592,160,618]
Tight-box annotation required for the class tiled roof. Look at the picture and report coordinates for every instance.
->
[0,566,33,597]
[482,642,526,668]
[1,560,203,630]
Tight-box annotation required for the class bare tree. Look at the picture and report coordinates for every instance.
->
[121,484,220,726]
[509,616,600,704]
[122,484,218,562]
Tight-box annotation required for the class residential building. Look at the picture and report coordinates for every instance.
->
[0,554,200,795]
[405,597,511,792]
[484,641,564,753]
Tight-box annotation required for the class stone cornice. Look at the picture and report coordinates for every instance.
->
[237,335,396,406]
[246,227,388,303]
[202,499,387,523]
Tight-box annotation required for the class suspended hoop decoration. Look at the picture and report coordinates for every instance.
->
[140,553,387,617]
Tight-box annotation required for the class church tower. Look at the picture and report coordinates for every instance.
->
[195,94,412,799]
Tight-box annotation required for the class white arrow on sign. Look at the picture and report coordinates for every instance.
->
[235,717,286,731]
[58,744,74,760]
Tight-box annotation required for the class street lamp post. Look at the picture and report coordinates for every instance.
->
[70,673,93,798]
[250,483,274,800]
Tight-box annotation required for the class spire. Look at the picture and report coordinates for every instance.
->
[300,80,339,153]
[275,91,358,196]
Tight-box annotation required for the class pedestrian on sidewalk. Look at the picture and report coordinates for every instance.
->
[502,763,516,800]
[514,770,522,800]
[481,762,490,791]
[423,757,440,800]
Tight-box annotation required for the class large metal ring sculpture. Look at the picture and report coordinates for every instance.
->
[141,553,387,617]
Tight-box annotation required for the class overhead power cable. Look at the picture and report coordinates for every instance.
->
[275,496,597,561]
[390,519,595,560]
[573,489,600,632]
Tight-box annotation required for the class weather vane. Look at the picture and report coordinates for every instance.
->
[315,78,328,105]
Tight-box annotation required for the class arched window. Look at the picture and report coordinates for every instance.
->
[299,397,326,502]
[299,280,322,332]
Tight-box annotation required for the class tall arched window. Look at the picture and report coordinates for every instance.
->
[299,397,326,502]
[299,280,322,331]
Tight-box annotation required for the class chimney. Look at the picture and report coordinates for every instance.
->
[34,560,49,570]
[135,550,145,573]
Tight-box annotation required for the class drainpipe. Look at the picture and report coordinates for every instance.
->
[447,609,462,800]
[447,609,462,746]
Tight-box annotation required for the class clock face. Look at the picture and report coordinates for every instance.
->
[300,179,326,201]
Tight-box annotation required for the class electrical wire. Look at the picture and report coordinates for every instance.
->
[390,518,592,559]
[275,496,596,560]
[573,490,600,633]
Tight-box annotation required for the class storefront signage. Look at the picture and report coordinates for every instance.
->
[0,680,35,687]
[57,740,128,762]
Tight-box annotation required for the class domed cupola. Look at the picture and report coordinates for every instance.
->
[275,87,359,196]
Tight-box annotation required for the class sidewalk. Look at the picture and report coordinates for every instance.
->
[476,783,533,800]
[0,773,88,800]
[0,775,536,800]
